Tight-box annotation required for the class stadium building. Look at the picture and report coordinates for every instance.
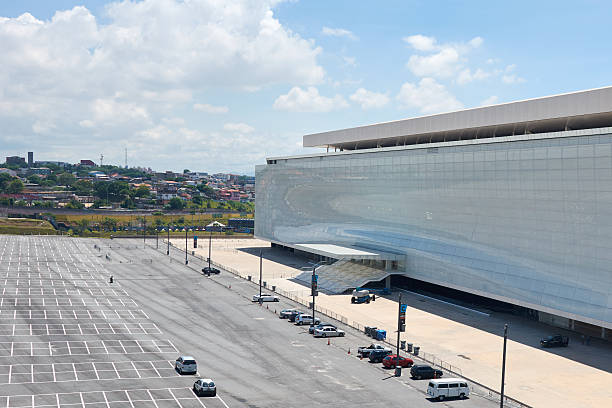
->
[255,87,612,339]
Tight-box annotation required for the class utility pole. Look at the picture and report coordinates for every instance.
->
[208,232,212,270]
[311,265,317,326]
[259,250,263,299]
[185,228,188,265]
[167,225,170,255]
[396,292,405,377]
[500,324,508,408]
[156,225,158,249]
[143,217,146,248]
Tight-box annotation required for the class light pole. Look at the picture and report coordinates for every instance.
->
[143,217,146,248]
[500,324,508,408]
[156,225,158,249]
[395,292,402,376]
[259,249,263,299]
[166,224,170,255]
[208,231,212,270]
[185,228,188,265]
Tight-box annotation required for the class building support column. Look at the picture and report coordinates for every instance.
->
[385,275,391,291]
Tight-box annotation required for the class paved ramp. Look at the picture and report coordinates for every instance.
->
[295,259,392,293]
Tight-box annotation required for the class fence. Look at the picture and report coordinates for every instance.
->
[161,239,532,408]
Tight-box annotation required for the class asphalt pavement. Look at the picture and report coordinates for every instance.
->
[0,235,497,408]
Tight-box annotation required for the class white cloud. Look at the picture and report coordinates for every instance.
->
[162,117,185,126]
[343,56,356,67]
[456,68,490,85]
[405,35,484,80]
[0,1,326,170]
[480,95,499,106]
[502,74,526,84]
[396,78,463,114]
[402,34,437,51]
[193,103,229,114]
[349,88,389,109]
[223,123,255,133]
[321,26,357,40]
[273,86,348,112]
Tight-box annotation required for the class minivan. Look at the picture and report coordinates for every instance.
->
[427,378,469,401]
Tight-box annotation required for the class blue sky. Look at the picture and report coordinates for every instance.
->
[1,0,610,174]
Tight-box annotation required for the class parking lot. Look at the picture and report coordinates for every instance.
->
[0,235,498,407]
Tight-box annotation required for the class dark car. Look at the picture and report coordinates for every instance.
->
[202,267,220,275]
[288,311,303,322]
[309,322,336,334]
[540,335,569,348]
[279,309,298,319]
[410,364,443,379]
[368,349,392,363]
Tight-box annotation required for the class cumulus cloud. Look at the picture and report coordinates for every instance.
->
[223,123,255,133]
[405,35,483,79]
[349,88,389,109]
[396,78,463,114]
[193,103,229,114]
[0,0,325,169]
[273,86,348,112]
[321,26,357,40]
[457,68,490,85]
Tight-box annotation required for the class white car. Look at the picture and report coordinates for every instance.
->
[175,356,197,374]
[295,314,321,326]
[313,326,345,338]
[193,379,216,397]
[252,293,279,302]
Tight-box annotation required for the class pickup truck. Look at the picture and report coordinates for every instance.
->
[357,343,392,358]
[540,335,569,348]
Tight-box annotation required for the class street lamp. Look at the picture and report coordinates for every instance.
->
[167,224,170,255]
[303,260,327,328]
[259,249,263,300]
[143,217,146,248]
[208,231,212,271]
[395,292,406,377]
[185,227,188,265]
[500,324,508,408]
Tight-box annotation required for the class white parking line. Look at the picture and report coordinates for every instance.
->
[0,309,150,320]
[0,340,177,357]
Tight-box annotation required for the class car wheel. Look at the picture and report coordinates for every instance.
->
[438,395,445,401]
[340,332,345,337]
[178,367,182,374]
[460,393,466,399]
[211,391,216,397]
[323,333,327,338]
[275,298,279,302]
[416,375,421,380]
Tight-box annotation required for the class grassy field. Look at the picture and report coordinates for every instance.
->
[0,218,58,235]
[54,212,253,226]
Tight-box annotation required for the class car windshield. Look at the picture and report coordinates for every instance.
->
[183,360,196,365]
[208,382,215,387]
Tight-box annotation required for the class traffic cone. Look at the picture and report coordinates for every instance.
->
[348,348,351,355]
[360,354,363,360]
[327,339,330,346]
[229,284,231,289]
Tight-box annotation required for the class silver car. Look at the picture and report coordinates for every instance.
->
[313,326,345,338]
[193,378,216,397]
[175,356,197,374]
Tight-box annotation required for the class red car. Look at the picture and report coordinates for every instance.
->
[382,355,414,368]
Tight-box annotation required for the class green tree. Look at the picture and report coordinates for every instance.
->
[57,173,76,186]
[168,197,185,210]
[73,180,93,195]
[135,184,150,198]
[27,175,41,184]
[65,199,85,209]
[6,179,24,194]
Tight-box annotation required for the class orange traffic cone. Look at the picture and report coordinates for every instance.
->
[348,348,351,355]
[327,339,330,346]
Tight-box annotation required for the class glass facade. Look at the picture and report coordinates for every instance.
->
[256,131,612,328]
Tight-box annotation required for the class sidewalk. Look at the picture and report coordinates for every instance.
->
[170,238,612,408]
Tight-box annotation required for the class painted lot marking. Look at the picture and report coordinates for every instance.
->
[0,288,130,296]
[0,387,225,408]
[1,279,111,288]
[0,340,177,357]
[0,298,138,307]
[0,309,149,320]
[0,360,179,384]
[0,323,161,336]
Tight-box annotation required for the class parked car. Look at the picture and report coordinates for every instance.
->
[368,349,392,363]
[427,378,469,401]
[382,355,413,368]
[288,311,304,322]
[295,314,321,326]
[540,335,569,348]
[357,343,392,358]
[193,379,216,397]
[410,364,443,379]
[313,326,345,338]
[309,322,335,334]
[202,266,220,275]
[252,293,279,302]
[175,356,197,374]
[279,309,298,319]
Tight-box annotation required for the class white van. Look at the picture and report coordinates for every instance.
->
[427,378,469,401]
